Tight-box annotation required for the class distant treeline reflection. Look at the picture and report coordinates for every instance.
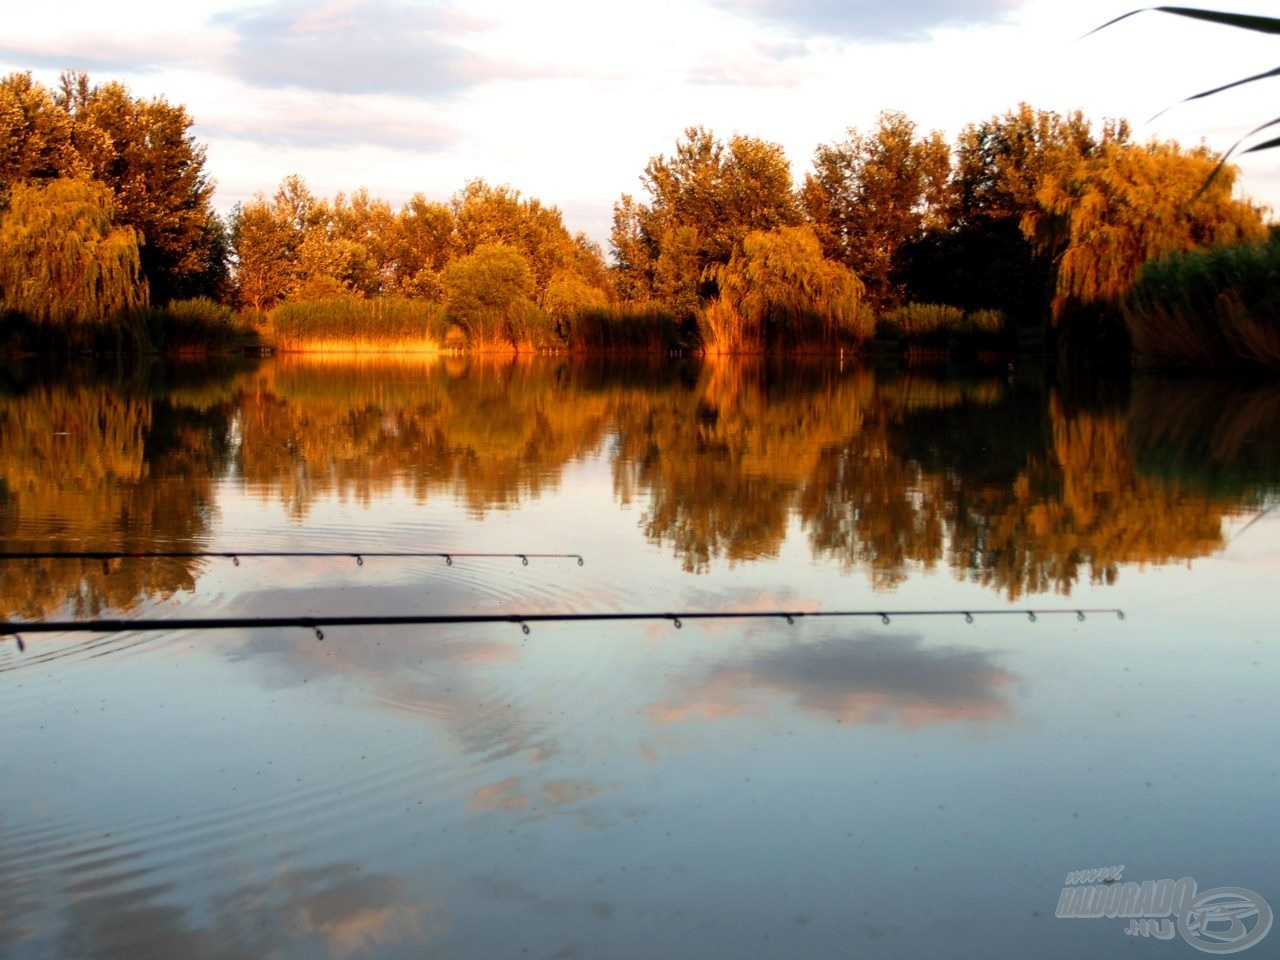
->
[0,359,1274,617]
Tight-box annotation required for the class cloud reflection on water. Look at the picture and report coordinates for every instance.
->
[0,849,441,960]
[649,632,1017,729]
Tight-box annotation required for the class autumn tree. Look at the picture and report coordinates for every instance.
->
[325,188,396,297]
[0,177,147,333]
[611,127,800,317]
[229,175,317,312]
[450,179,600,302]
[1027,139,1266,321]
[55,71,224,303]
[703,226,867,351]
[441,243,537,346]
[291,191,389,301]
[388,194,456,299]
[609,194,655,303]
[802,111,950,310]
[898,104,1129,322]
[0,72,78,191]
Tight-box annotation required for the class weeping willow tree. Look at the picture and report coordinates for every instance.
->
[702,225,868,352]
[1025,140,1265,321]
[0,176,148,333]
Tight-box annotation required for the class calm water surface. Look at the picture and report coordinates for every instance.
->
[0,356,1276,959]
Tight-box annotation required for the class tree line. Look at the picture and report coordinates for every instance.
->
[0,70,1269,356]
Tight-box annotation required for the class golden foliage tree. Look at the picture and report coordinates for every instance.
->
[441,244,537,347]
[0,71,78,191]
[1027,140,1266,320]
[450,179,600,303]
[951,104,1123,226]
[611,127,800,317]
[703,226,868,352]
[0,176,147,329]
[230,193,297,313]
[55,71,222,303]
[802,111,950,309]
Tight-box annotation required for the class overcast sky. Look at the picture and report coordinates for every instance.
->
[4,0,1279,247]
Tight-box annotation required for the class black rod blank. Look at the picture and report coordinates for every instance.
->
[1,607,1124,640]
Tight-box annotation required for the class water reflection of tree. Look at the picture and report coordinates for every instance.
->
[804,387,1237,597]
[0,377,232,618]
[615,363,1246,596]
[612,360,872,571]
[938,397,1227,598]
[235,357,615,517]
[3,359,1269,617]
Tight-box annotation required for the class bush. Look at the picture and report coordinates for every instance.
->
[441,244,536,348]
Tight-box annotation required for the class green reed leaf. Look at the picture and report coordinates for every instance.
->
[1086,7,1280,39]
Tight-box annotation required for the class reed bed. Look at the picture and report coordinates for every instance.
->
[143,297,259,354]
[1124,241,1280,372]
[274,336,443,354]
[562,304,686,353]
[271,297,447,351]
[878,302,1007,341]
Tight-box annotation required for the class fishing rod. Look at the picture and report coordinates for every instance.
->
[0,551,585,568]
[0,607,1125,651]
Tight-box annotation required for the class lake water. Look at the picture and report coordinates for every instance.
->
[0,356,1276,959]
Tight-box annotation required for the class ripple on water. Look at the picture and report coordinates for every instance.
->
[0,714,459,914]
[0,507,632,947]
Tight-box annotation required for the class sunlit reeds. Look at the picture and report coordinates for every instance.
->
[271,297,447,352]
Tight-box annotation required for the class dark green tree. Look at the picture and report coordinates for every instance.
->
[56,71,224,303]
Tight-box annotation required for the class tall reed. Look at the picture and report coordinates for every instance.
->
[878,302,1007,341]
[142,297,259,354]
[1123,241,1280,371]
[271,297,447,351]
[560,304,685,353]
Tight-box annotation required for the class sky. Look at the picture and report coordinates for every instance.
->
[3,0,1279,247]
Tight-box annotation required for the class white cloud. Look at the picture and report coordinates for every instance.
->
[0,33,224,74]
[214,0,474,97]
[196,93,456,151]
